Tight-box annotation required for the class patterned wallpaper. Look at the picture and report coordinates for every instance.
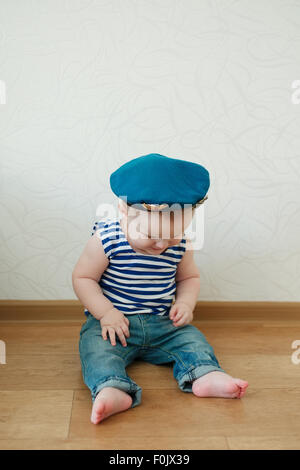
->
[0,0,299,301]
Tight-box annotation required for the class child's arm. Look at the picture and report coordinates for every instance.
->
[72,230,130,346]
[169,239,201,326]
[174,238,201,310]
[72,231,114,320]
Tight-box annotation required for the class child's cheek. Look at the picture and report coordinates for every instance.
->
[138,237,151,248]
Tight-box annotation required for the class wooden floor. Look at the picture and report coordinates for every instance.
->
[1,313,300,450]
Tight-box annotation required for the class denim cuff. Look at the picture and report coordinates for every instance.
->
[92,376,142,408]
[177,364,227,393]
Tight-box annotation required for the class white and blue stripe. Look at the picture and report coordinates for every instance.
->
[84,217,186,317]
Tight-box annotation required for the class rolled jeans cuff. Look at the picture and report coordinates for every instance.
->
[177,364,227,393]
[92,376,142,408]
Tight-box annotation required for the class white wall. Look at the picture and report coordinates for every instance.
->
[0,0,300,301]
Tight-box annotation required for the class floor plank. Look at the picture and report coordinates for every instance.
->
[0,318,300,450]
[194,324,300,355]
[0,436,228,450]
[227,436,300,450]
[2,322,300,356]
[0,390,74,440]
[68,388,300,440]
[1,354,299,391]
[0,322,82,355]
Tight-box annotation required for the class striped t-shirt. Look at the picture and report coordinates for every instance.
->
[84,217,187,317]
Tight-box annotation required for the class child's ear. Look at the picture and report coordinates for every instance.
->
[118,199,140,221]
[128,206,140,220]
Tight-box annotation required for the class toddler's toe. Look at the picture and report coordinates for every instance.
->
[233,379,249,398]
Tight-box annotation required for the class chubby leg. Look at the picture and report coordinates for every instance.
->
[79,314,142,424]
[143,316,249,398]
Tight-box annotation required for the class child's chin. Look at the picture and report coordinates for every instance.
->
[148,248,166,254]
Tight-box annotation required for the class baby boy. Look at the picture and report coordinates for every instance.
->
[72,153,248,424]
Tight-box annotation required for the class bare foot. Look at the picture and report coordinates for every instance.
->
[90,387,133,424]
[192,371,249,399]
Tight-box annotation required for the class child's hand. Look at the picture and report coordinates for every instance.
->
[100,308,130,347]
[169,302,194,327]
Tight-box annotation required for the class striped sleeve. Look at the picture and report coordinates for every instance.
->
[91,218,119,260]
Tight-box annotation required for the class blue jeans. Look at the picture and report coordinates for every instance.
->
[79,312,226,407]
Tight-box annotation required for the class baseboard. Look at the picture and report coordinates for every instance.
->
[0,300,299,322]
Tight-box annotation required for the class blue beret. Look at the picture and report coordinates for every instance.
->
[110,153,210,211]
